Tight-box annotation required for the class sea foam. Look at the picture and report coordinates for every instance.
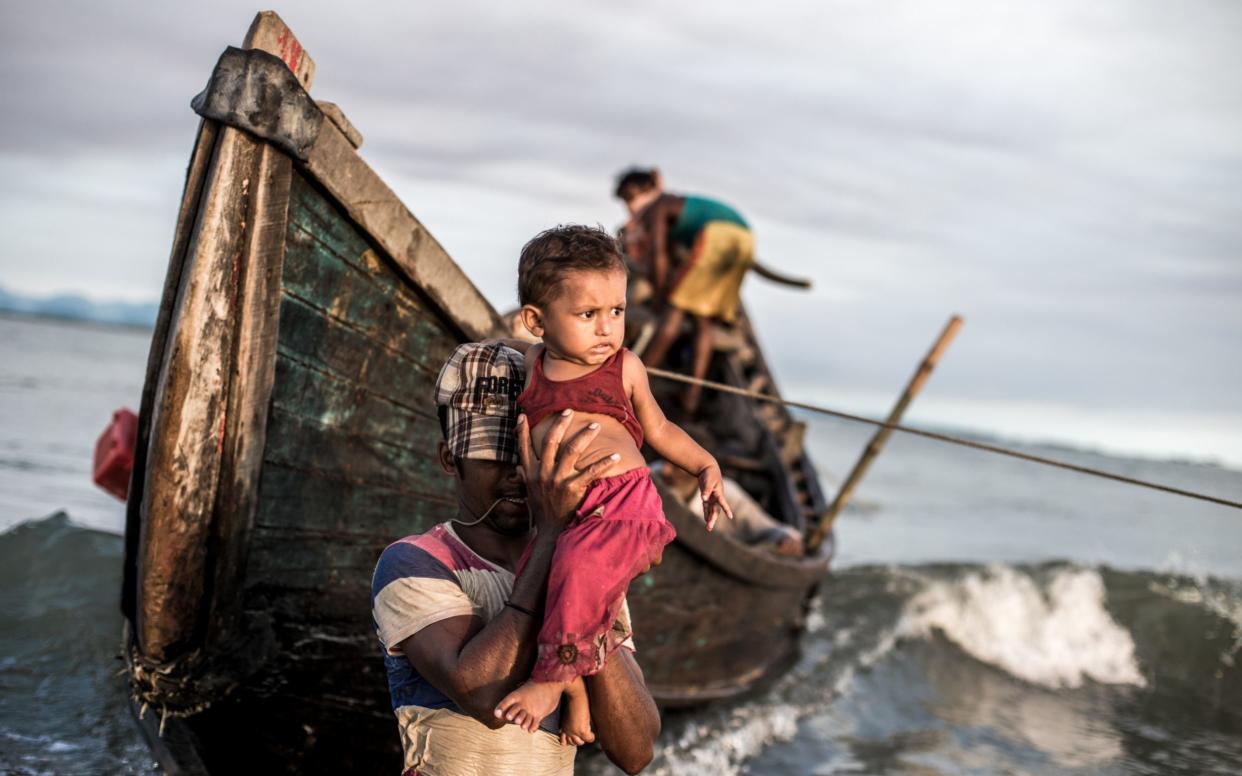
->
[898,565,1146,689]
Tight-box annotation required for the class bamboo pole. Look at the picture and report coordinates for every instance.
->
[806,315,963,553]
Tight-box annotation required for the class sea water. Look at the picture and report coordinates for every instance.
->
[2,314,1239,774]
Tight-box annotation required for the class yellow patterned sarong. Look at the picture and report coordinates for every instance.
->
[395,704,574,775]
[667,221,754,323]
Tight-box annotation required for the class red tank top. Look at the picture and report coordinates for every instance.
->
[518,347,644,448]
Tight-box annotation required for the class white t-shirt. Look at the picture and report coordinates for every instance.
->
[371,523,632,775]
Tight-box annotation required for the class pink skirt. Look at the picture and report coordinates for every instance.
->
[529,467,675,682]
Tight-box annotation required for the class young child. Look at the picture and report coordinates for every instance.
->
[493,224,732,744]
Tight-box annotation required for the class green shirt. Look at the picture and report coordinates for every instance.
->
[670,195,749,248]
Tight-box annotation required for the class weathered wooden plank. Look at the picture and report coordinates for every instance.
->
[123,118,219,625]
[315,101,362,149]
[264,678,391,722]
[285,171,435,316]
[242,11,315,88]
[263,406,446,493]
[284,176,465,381]
[249,527,391,571]
[282,239,455,376]
[253,462,452,536]
[253,498,449,544]
[275,295,444,413]
[282,175,456,374]
[137,126,265,660]
[281,175,417,309]
[247,582,375,624]
[272,348,434,422]
[266,668,391,715]
[244,555,377,623]
[627,541,807,701]
[270,355,441,453]
[269,620,376,650]
[173,679,401,773]
[204,143,294,650]
[299,108,503,341]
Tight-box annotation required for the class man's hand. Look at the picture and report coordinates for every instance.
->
[397,411,617,729]
[697,462,733,532]
[517,410,620,535]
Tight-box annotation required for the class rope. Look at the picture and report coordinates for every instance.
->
[648,367,1242,511]
[451,496,507,527]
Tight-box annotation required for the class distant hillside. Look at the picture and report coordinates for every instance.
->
[0,285,157,328]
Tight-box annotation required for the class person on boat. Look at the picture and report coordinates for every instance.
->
[614,167,755,413]
[370,342,659,775]
[490,225,733,735]
[651,461,805,557]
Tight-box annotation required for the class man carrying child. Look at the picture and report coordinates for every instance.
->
[370,342,659,775]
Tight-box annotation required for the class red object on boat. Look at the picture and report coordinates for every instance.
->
[93,408,138,501]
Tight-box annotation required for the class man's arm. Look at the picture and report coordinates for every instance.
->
[397,530,559,728]
[586,647,660,774]
[643,195,680,303]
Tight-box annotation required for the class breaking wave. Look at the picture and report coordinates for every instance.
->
[897,564,1146,688]
[583,560,1242,776]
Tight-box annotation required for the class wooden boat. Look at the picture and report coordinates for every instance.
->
[122,12,834,773]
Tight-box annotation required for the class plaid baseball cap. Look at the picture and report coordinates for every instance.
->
[434,342,526,462]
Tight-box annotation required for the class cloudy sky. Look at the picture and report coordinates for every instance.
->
[2,1,1240,464]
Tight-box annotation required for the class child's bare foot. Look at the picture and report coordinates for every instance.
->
[495,680,567,733]
[559,677,595,747]
[560,722,595,747]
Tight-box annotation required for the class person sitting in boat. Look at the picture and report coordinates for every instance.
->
[651,460,805,557]
[370,342,659,775]
[490,225,733,736]
[614,167,755,413]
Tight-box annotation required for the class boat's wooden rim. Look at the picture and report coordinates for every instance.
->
[298,122,502,342]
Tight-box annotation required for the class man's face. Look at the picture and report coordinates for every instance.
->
[443,445,530,537]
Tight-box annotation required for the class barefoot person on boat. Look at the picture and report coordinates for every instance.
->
[370,342,659,775]
[615,167,756,413]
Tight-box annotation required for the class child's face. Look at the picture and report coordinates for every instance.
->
[526,268,627,366]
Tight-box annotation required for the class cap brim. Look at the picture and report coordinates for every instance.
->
[444,407,518,463]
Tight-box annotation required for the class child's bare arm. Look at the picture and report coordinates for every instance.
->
[626,352,708,471]
[624,351,733,528]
